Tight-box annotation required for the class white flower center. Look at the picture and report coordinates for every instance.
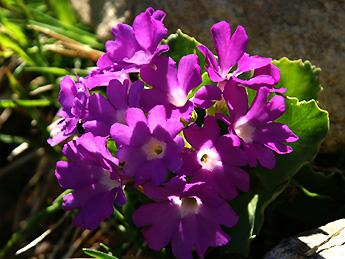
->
[167,88,187,107]
[234,117,255,143]
[171,196,201,218]
[99,172,120,190]
[142,137,167,160]
[197,148,222,171]
[180,197,201,217]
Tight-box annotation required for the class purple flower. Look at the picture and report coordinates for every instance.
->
[218,81,298,169]
[80,60,132,89]
[110,105,185,186]
[80,7,168,89]
[83,79,144,137]
[197,21,282,91]
[133,176,239,259]
[48,75,89,146]
[140,55,221,120]
[55,132,126,230]
[179,115,249,200]
[105,7,169,69]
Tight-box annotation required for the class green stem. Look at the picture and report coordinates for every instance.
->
[112,208,144,250]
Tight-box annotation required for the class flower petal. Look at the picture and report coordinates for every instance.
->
[197,45,225,82]
[183,115,220,150]
[164,136,185,172]
[177,54,202,93]
[215,136,248,166]
[231,74,276,88]
[83,120,111,137]
[58,75,77,116]
[177,148,201,176]
[236,53,272,75]
[133,8,168,53]
[128,80,144,107]
[87,93,117,124]
[244,142,276,169]
[73,189,117,230]
[133,202,180,250]
[106,23,141,63]
[135,159,167,185]
[107,79,129,110]
[140,88,170,112]
[56,161,104,189]
[172,214,208,259]
[254,63,281,85]
[126,107,148,128]
[223,80,248,120]
[117,146,146,177]
[212,22,248,74]
[264,141,293,154]
[253,122,298,144]
[140,56,177,93]
[148,105,184,141]
[192,85,222,109]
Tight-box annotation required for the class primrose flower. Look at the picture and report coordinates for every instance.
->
[80,62,131,90]
[105,7,168,69]
[80,7,168,89]
[83,79,144,137]
[218,81,298,169]
[55,132,126,230]
[47,75,89,146]
[179,115,249,200]
[110,105,185,186]
[140,55,221,120]
[133,176,239,259]
[197,21,282,91]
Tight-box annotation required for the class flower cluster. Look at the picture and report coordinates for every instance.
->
[49,7,298,259]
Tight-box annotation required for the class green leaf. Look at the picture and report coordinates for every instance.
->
[277,163,345,223]
[0,99,53,108]
[272,58,322,101]
[107,138,118,157]
[25,67,90,77]
[224,180,289,257]
[5,67,27,98]
[83,248,119,259]
[294,164,345,199]
[163,29,206,73]
[0,12,28,46]
[28,20,103,49]
[27,7,99,40]
[0,134,27,144]
[47,0,77,25]
[0,34,35,65]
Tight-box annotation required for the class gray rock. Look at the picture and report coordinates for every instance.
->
[264,218,345,259]
[70,0,345,153]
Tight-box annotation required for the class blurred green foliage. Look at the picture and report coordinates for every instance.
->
[0,0,104,150]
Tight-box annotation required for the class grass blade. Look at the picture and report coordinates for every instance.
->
[0,99,54,108]
[83,248,119,259]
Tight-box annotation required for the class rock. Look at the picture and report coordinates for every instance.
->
[264,218,345,259]
[70,0,345,154]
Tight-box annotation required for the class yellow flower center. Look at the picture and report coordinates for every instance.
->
[197,148,222,171]
[142,137,167,160]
